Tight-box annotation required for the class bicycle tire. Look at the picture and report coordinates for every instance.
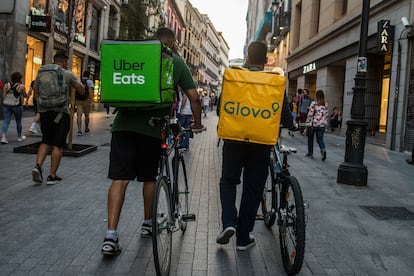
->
[174,154,189,232]
[262,150,277,227]
[152,176,173,276]
[279,175,305,276]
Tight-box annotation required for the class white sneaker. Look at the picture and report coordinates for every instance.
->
[29,127,38,134]
[17,135,26,142]
[1,137,8,144]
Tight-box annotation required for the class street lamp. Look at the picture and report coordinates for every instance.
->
[390,17,412,150]
[337,0,370,186]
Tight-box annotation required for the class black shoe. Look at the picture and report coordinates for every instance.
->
[236,235,256,251]
[102,238,122,255]
[85,128,90,133]
[305,153,313,158]
[32,164,43,184]
[407,159,414,165]
[322,151,326,161]
[46,175,62,185]
[216,226,236,244]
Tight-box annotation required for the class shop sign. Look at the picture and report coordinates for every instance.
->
[303,62,316,74]
[377,20,394,54]
[30,15,51,32]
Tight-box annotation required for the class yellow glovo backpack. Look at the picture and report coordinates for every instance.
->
[217,66,286,145]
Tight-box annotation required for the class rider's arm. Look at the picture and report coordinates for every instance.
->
[185,88,203,129]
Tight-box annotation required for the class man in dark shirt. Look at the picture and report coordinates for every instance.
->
[216,41,293,251]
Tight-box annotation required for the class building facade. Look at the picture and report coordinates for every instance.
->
[0,0,121,109]
[247,0,414,153]
[0,0,230,116]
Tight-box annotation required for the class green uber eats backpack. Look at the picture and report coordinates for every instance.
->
[100,40,175,109]
[37,64,68,111]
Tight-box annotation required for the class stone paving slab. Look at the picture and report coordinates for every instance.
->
[1,110,414,275]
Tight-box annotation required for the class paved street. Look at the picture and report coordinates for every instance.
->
[0,109,414,275]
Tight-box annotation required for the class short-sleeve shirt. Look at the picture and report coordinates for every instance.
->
[111,53,196,138]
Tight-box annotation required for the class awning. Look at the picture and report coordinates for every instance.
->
[253,11,273,41]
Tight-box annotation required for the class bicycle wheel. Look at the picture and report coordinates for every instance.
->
[177,156,189,231]
[262,151,277,227]
[279,175,305,276]
[152,176,173,276]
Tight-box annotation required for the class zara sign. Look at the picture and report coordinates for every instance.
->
[377,20,394,54]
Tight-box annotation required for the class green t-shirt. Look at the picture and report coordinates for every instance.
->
[111,53,196,138]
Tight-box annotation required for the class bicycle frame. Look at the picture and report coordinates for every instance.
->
[156,117,183,214]
[263,131,306,276]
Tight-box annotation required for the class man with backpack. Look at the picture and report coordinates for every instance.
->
[101,27,205,256]
[216,41,294,251]
[298,88,312,135]
[76,70,94,136]
[31,52,85,185]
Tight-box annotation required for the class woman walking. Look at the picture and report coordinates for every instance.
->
[1,72,27,144]
[305,89,329,161]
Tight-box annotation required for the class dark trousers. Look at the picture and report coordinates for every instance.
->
[307,126,326,155]
[219,140,270,244]
[299,112,308,132]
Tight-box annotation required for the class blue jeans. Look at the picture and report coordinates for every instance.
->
[307,126,326,155]
[2,105,23,136]
[177,114,192,148]
[219,140,270,244]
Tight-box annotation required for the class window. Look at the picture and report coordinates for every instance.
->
[90,6,100,51]
[30,0,47,15]
[25,36,44,104]
[292,1,301,48]
[310,0,321,35]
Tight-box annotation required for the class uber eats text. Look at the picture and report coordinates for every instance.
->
[112,59,146,85]
[223,101,280,119]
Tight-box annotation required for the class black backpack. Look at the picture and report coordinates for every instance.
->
[75,78,89,100]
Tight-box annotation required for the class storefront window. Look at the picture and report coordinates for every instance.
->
[30,0,47,15]
[25,36,44,105]
[55,0,86,43]
[72,55,82,79]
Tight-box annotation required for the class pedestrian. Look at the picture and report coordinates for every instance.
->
[104,103,111,118]
[31,52,85,184]
[101,27,205,256]
[406,145,414,165]
[330,107,342,131]
[27,80,41,135]
[296,88,303,104]
[305,89,329,161]
[177,90,193,150]
[298,88,312,135]
[288,95,298,136]
[216,41,294,251]
[202,92,210,117]
[76,70,94,135]
[1,71,27,144]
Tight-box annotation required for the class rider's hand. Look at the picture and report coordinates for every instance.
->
[190,123,206,134]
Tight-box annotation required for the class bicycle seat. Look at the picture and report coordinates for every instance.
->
[280,145,297,153]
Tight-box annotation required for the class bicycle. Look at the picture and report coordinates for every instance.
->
[257,130,306,276]
[150,116,196,276]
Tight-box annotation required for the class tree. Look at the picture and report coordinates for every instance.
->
[119,0,162,40]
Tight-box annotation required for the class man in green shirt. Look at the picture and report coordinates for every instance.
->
[102,28,204,255]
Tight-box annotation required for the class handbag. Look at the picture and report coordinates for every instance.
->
[305,126,314,136]
[3,86,20,106]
